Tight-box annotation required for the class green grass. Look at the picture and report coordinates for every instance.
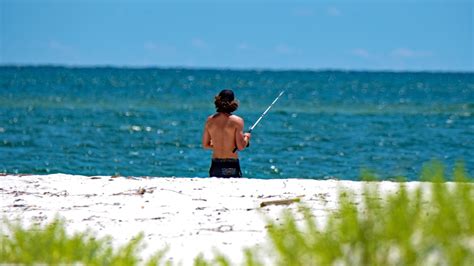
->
[255,161,474,266]
[1,161,473,265]
[0,217,154,265]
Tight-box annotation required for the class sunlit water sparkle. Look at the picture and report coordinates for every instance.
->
[1,67,473,180]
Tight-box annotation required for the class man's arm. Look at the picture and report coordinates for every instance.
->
[234,117,251,151]
[202,117,213,149]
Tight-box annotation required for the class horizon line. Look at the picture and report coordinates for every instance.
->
[1,63,473,75]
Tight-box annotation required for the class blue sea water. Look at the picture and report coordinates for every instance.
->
[0,66,473,180]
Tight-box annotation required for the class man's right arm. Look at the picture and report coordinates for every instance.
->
[234,117,251,151]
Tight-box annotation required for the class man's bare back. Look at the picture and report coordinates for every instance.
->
[202,112,250,159]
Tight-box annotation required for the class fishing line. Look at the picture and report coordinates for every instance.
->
[233,90,286,153]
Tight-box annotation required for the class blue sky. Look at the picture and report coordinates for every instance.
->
[1,0,472,71]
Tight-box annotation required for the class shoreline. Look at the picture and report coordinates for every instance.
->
[1,174,423,264]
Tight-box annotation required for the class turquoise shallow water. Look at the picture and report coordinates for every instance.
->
[0,66,473,180]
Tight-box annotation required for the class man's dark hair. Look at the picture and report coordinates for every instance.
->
[215,89,239,113]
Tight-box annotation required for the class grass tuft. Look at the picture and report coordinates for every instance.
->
[255,161,474,265]
[0,217,167,265]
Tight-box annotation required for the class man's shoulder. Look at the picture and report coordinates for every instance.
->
[229,114,244,122]
[229,115,244,129]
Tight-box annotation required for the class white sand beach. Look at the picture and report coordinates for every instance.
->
[1,174,418,264]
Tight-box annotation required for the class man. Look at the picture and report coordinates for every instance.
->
[202,89,251,178]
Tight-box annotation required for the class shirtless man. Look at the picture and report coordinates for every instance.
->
[202,89,251,178]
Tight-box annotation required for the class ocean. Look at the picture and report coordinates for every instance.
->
[0,66,472,180]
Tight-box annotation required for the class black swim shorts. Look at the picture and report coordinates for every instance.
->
[209,158,242,178]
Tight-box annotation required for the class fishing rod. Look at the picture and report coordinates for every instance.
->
[233,90,286,153]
